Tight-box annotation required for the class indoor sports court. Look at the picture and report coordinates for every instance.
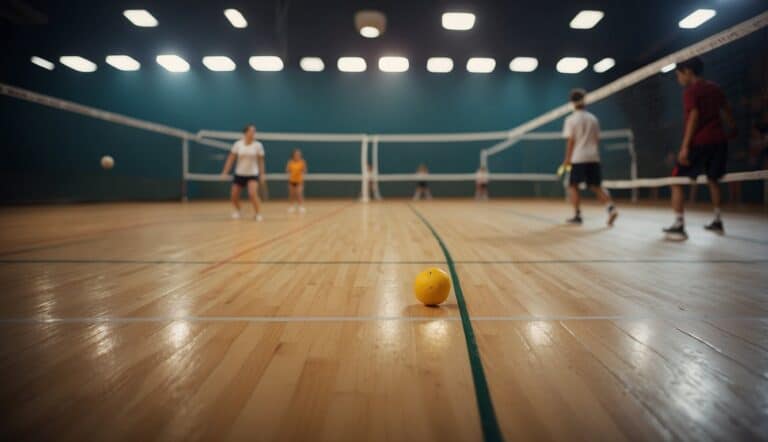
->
[1,2,768,441]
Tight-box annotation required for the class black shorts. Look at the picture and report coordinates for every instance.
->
[672,143,727,181]
[569,162,602,187]
[478,183,488,189]
[233,175,259,187]
[289,181,302,187]
[417,181,428,188]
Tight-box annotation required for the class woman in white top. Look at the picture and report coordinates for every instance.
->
[221,124,266,221]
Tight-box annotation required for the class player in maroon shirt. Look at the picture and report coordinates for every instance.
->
[663,57,736,241]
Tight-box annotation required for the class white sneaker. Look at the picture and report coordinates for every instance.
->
[231,211,241,219]
[288,206,296,213]
[299,206,306,213]
[254,214,263,222]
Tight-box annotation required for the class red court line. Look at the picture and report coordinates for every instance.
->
[199,203,355,274]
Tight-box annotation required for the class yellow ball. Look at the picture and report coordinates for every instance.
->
[413,267,451,306]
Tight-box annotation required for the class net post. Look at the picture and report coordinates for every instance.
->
[181,138,189,202]
[628,131,638,203]
[372,135,382,200]
[360,135,370,203]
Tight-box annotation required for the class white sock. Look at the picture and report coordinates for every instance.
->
[713,207,721,221]
[674,212,684,227]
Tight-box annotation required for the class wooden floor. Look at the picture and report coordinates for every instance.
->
[0,200,766,441]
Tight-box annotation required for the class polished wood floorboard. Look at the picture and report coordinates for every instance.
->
[0,200,766,441]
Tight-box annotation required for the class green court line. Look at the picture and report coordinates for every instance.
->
[409,204,504,442]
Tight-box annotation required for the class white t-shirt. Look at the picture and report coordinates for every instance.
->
[231,139,265,176]
[476,170,489,184]
[563,110,601,164]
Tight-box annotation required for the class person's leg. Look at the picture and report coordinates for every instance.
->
[247,180,261,219]
[425,187,432,200]
[475,184,481,200]
[230,184,242,217]
[704,180,724,233]
[567,185,582,223]
[590,186,618,226]
[297,183,305,211]
[413,187,421,200]
[288,184,296,212]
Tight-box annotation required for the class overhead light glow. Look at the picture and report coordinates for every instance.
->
[379,56,409,73]
[105,55,140,71]
[679,9,716,29]
[337,57,366,73]
[224,9,247,28]
[661,63,677,73]
[156,55,190,72]
[249,56,284,72]
[427,57,453,73]
[593,57,615,73]
[467,57,495,73]
[30,56,54,70]
[442,12,475,31]
[556,57,588,74]
[202,56,236,71]
[123,9,158,27]
[360,26,380,38]
[59,56,97,72]
[300,57,325,72]
[570,10,604,29]
[509,57,538,72]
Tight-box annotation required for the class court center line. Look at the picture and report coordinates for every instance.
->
[408,204,504,442]
[3,258,766,265]
[1,314,767,324]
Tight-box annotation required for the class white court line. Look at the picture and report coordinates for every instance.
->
[0,314,766,324]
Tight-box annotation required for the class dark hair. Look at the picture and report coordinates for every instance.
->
[242,124,256,133]
[569,88,586,103]
[676,57,703,75]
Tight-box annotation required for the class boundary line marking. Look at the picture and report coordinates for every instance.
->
[409,204,504,442]
[3,258,765,265]
[1,314,766,325]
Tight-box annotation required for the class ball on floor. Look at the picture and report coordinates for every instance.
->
[413,267,451,306]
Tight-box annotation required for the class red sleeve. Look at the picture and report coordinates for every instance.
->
[683,87,696,114]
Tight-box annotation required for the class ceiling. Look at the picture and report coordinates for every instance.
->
[1,0,766,80]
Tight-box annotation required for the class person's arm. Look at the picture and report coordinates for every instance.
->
[258,155,266,182]
[285,161,290,173]
[221,152,236,175]
[679,108,699,165]
[302,160,307,174]
[564,137,575,166]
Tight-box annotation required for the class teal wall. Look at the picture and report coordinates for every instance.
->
[1,28,766,202]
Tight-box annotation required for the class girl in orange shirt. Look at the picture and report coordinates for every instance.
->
[286,148,307,213]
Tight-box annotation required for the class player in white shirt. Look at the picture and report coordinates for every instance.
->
[221,124,266,221]
[561,89,618,226]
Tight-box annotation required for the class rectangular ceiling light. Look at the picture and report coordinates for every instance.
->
[509,57,538,72]
[661,63,677,73]
[224,9,247,28]
[379,56,409,73]
[300,57,325,72]
[593,57,615,73]
[249,56,284,71]
[569,10,604,29]
[427,57,453,73]
[59,56,97,72]
[202,56,236,71]
[337,57,366,73]
[106,55,140,71]
[556,57,588,74]
[442,12,475,31]
[679,9,716,29]
[123,9,158,27]
[156,55,190,72]
[30,56,54,70]
[466,57,495,73]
